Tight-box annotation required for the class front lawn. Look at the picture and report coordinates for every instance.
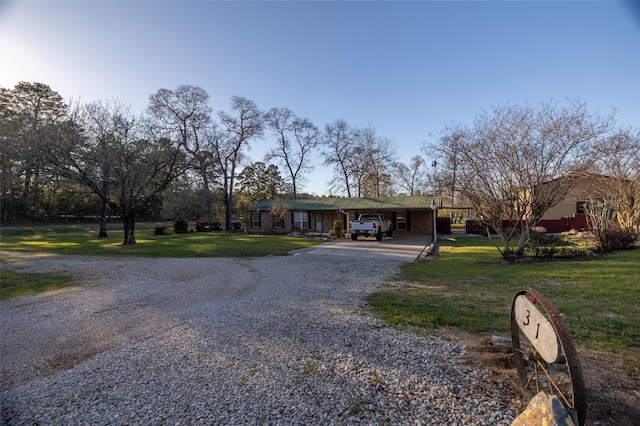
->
[0,226,323,257]
[0,270,74,301]
[0,226,324,301]
[367,236,640,372]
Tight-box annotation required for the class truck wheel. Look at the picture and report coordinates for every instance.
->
[376,230,382,241]
[351,233,357,241]
[387,228,393,237]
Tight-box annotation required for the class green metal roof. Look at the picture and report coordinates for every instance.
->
[254,195,441,211]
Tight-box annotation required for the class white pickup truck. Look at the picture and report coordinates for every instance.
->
[349,214,393,241]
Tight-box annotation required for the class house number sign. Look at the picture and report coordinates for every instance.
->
[510,289,587,426]
[513,294,561,363]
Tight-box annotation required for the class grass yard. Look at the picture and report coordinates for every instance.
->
[0,225,324,301]
[367,236,640,372]
[0,226,323,258]
[3,226,638,372]
[0,270,74,301]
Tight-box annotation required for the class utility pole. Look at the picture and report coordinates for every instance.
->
[432,160,438,242]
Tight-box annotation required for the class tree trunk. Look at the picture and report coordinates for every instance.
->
[206,196,214,231]
[225,174,234,231]
[99,166,110,237]
[225,193,232,231]
[499,233,514,258]
[203,176,214,231]
[98,199,108,238]
[21,170,32,220]
[516,220,530,256]
[122,212,137,245]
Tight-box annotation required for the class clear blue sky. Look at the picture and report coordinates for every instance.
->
[2,1,639,195]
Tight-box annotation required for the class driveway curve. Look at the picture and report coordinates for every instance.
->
[0,251,520,424]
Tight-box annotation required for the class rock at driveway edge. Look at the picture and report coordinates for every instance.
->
[511,391,578,426]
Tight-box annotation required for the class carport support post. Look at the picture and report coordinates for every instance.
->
[432,206,438,242]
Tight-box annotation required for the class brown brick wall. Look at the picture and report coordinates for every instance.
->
[407,210,433,235]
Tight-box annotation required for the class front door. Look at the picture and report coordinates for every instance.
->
[315,213,323,231]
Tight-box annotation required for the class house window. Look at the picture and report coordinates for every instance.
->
[274,218,284,229]
[576,201,586,214]
[251,213,261,228]
[396,211,407,230]
[293,211,309,229]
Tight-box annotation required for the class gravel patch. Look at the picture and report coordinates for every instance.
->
[1,252,521,425]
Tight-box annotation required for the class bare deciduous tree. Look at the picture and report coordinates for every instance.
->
[264,107,319,199]
[346,143,369,197]
[55,101,186,244]
[591,127,640,233]
[76,99,138,237]
[427,124,466,207]
[147,85,216,226]
[448,101,611,257]
[393,155,427,195]
[357,126,396,197]
[322,119,359,197]
[322,121,396,197]
[214,96,264,230]
[583,127,640,250]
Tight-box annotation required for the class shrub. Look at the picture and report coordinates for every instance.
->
[153,226,168,236]
[333,220,344,238]
[595,227,638,253]
[173,219,189,234]
[525,233,576,258]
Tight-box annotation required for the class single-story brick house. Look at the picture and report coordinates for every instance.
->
[251,195,441,239]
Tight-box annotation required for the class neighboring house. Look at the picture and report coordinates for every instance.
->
[252,195,441,239]
[535,175,593,221]
[466,175,598,234]
[533,175,612,232]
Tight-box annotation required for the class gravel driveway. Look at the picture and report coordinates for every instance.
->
[1,251,520,425]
